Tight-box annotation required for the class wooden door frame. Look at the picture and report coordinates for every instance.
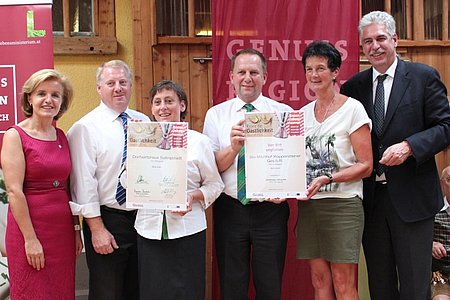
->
[132,2,215,299]
[132,0,156,117]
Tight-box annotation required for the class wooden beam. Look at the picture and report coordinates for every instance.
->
[188,0,195,37]
[93,0,99,35]
[385,0,391,14]
[132,0,155,115]
[63,0,70,37]
[413,0,424,40]
[158,36,211,44]
[443,0,449,40]
[98,0,115,37]
[398,40,450,47]
[406,0,412,39]
[53,36,117,54]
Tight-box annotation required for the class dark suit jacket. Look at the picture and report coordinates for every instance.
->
[341,58,450,222]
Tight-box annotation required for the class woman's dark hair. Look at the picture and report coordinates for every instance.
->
[149,80,188,120]
[301,40,342,73]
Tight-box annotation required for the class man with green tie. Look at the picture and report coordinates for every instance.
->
[203,48,292,300]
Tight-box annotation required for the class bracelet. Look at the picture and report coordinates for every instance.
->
[74,224,81,231]
[325,173,333,183]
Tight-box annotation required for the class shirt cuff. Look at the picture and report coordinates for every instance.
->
[69,201,101,218]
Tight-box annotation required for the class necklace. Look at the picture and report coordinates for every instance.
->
[316,93,336,123]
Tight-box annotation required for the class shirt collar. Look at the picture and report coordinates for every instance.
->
[442,196,450,214]
[233,94,264,112]
[99,102,129,122]
[372,56,398,83]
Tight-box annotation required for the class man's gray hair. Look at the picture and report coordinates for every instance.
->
[359,11,396,40]
[96,60,133,84]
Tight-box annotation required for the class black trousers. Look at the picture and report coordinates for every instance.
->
[137,230,206,300]
[363,183,433,300]
[83,206,139,300]
[214,193,289,300]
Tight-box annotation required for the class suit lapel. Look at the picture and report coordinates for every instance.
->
[357,70,374,120]
[383,59,410,133]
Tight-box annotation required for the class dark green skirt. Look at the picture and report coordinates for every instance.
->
[296,196,363,263]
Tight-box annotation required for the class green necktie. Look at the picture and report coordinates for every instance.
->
[162,211,168,239]
[237,103,255,205]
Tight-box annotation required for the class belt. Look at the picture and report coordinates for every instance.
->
[220,193,265,206]
[246,200,266,205]
[24,180,66,190]
[101,205,136,215]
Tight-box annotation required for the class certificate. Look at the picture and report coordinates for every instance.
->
[126,122,188,210]
[244,111,306,198]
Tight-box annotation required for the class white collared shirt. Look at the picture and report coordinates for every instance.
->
[441,196,450,213]
[134,130,224,240]
[372,57,398,113]
[68,102,150,217]
[372,57,398,180]
[203,94,293,198]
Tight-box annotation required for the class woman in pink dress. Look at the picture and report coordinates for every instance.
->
[1,69,83,299]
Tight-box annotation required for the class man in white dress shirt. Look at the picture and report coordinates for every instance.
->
[203,48,292,300]
[68,60,149,300]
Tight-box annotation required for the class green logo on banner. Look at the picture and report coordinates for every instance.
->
[27,11,46,37]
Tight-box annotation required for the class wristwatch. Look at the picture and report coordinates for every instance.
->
[74,224,81,231]
[326,173,333,184]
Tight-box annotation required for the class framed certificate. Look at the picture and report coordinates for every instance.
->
[126,122,188,210]
[244,111,306,198]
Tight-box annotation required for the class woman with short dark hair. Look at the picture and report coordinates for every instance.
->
[296,41,373,299]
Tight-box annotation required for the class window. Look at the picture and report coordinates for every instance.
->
[362,0,450,41]
[156,0,188,36]
[391,0,408,39]
[52,0,117,55]
[156,0,449,42]
[52,0,93,36]
[424,0,443,39]
[194,0,211,36]
[361,0,384,14]
[156,0,211,37]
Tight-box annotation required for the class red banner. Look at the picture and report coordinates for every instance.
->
[213,0,360,110]
[212,1,360,298]
[0,2,53,142]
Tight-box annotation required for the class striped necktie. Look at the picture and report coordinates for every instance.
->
[237,103,255,205]
[115,112,128,205]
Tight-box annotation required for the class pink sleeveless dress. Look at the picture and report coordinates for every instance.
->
[6,125,75,300]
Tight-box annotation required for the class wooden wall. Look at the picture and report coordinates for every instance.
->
[151,44,212,132]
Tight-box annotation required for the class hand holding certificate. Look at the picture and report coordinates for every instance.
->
[244,111,307,199]
[126,121,188,210]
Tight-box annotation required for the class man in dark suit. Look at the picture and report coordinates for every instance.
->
[341,11,450,300]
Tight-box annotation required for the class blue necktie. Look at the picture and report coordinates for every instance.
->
[237,103,255,205]
[115,112,128,205]
[374,74,387,176]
